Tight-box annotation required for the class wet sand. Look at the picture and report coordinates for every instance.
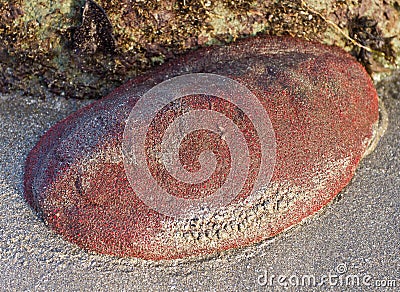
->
[0,88,398,290]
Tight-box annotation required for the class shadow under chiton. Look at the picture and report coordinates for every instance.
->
[24,36,379,260]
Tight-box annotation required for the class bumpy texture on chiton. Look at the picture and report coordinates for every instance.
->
[25,36,379,260]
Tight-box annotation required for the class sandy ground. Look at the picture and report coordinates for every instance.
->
[0,85,398,290]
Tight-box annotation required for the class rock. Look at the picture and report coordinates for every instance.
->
[0,0,398,98]
[24,36,379,260]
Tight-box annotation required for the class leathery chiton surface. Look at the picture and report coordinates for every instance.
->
[25,36,379,260]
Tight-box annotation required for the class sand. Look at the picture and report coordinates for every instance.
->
[0,86,398,290]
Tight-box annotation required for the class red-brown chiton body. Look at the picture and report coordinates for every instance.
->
[24,36,379,260]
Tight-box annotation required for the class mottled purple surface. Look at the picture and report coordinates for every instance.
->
[25,36,378,260]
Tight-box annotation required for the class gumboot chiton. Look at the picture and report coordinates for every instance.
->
[25,36,379,260]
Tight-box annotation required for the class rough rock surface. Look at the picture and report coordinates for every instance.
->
[1,0,398,98]
[24,36,379,260]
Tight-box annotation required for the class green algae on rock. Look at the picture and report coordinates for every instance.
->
[25,36,379,260]
[0,0,398,98]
